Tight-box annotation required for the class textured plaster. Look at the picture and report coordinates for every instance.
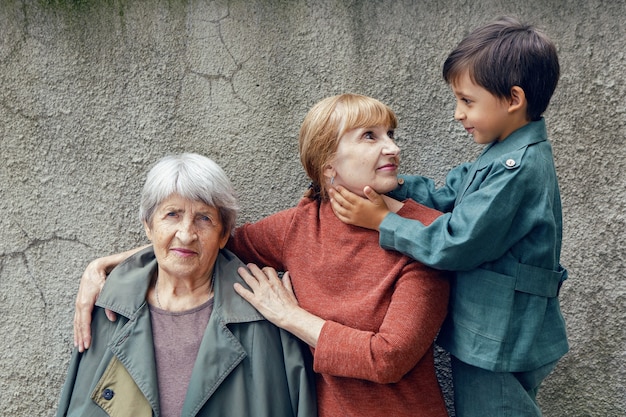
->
[0,1,624,416]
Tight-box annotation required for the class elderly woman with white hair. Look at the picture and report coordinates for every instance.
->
[56,153,316,417]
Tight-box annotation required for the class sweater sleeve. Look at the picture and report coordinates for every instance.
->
[312,263,449,383]
[226,207,299,271]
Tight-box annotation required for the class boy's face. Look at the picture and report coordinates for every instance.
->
[450,71,517,144]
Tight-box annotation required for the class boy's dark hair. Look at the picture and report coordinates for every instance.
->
[443,16,559,121]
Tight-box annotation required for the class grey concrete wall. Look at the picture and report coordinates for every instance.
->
[0,0,624,415]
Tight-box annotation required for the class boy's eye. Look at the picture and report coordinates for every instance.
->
[363,131,375,140]
[461,98,471,104]
[387,130,395,139]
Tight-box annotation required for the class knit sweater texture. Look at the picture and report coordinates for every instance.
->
[228,197,450,417]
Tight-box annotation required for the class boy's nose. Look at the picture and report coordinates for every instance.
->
[454,105,465,120]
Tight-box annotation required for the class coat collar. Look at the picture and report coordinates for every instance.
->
[454,119,549,206]
[95,247,268,416]
[96,246,265,324]
[475,118,548,169]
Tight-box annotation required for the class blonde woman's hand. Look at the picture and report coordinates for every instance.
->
[73,257,113,352]
[234,264,324,348]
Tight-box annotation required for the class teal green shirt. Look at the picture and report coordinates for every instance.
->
[382,119,568,371]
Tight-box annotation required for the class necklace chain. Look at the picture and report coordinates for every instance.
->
[154,270,215,310]
[155,276,163,309]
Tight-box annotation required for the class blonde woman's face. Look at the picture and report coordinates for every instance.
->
[325,125,400,197]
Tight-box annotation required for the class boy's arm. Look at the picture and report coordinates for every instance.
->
[329,163,472,230]
[379,160,539,270]
[391,163,472,212]
[334,158,543,271]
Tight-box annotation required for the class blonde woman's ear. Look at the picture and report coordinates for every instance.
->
[323,164,336,182]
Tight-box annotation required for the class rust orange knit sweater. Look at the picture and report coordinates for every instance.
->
[228,197,449,417]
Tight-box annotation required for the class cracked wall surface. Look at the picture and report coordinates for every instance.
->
[1,1,624,416]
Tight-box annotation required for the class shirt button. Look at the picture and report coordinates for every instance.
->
[102,388,115,400]
[398,178,405,185]
[505,159,516,167]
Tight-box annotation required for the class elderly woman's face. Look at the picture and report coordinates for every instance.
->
[144,194,228,282]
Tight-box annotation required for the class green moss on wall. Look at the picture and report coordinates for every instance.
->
[40,0,94,7]
[38,0,127,17]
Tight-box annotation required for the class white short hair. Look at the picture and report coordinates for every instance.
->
[139,153,239,235]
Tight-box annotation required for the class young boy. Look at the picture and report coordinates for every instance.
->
[329,16,568,416]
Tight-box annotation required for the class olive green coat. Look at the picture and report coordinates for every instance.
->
[57,247,317,417]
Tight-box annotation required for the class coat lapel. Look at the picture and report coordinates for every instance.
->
[107,303,160,414]
[96,247,160,414]
[455,146,492,205]
[180,312,247,416]
[181,249,265,416]
[455,119,548,205]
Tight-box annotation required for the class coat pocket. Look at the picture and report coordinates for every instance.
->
[91,356,152,417]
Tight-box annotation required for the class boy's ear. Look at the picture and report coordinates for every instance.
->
[508,86,527,114]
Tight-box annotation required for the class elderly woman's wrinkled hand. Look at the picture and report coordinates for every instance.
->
[73,258,116,352]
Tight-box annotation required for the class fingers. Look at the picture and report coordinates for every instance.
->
[282,271,293,293]
[73,300,93,352]
[329,186,352,207]
[236,264,274,294]
[328,188,350,221]
[73,259,109,351]
[105,309,117,322]
[363,186,383,203]
[73,316,88,352]
[236,266,258,296]
[237,264,293,297]
[233,282,253,302]
[240,264,282,283]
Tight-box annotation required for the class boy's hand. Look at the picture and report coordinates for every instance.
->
[329,185,390,231]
